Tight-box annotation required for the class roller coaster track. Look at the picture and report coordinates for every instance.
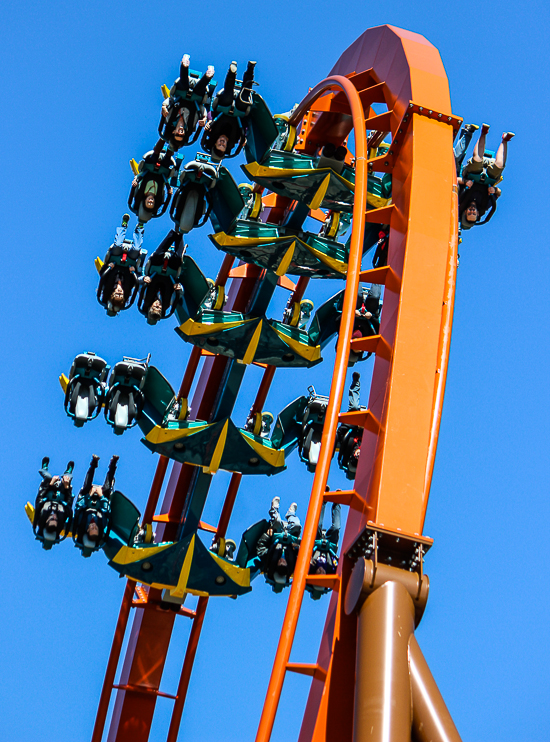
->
[92,24,461,742]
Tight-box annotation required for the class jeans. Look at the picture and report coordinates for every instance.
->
[317,502,341,544]
[114,224,144,251]
[348,375,361,412]
[269,504,301,537]
[454,127,475,175]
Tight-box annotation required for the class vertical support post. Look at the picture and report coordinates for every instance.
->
[354,581,415,742]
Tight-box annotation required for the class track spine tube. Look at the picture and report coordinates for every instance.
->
[255,75,368,742]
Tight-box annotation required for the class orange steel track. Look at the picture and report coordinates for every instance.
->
[92,24,459,742]
[255,25,459,742]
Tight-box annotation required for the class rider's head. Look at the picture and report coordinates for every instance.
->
[44,511,59,539]
[465,202,479,222]
[147,298,163,325]
[109,281,126,313]
[212,134,229,159]
[461,202,479,230]
[86,520,100,543]
[144,181,158,211]
[172,110,189,144]
[311,554,328,575]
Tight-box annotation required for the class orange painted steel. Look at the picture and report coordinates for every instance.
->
[256,27,457,742]
[255,73,370,742]
[294,26,459,742]
[421,183,459,526]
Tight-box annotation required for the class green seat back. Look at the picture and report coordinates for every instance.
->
[244,93,279,164]
[181,256,210,311]
[142,366,176,419]
[271,396,307,449]
[209,168,245,234]
[110,490,141,545]
[235,519,270,568]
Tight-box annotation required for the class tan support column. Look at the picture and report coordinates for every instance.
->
[354,580,415,742]
[409,635,463,742]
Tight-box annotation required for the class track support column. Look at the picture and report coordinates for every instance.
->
[345,560,432,742]
[354,580,415,742]
[409,636,462,742]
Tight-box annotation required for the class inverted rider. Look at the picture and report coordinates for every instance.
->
[97,214,146,316]
[458,125,514,230]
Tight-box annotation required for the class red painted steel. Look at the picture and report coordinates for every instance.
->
[96,163,308,742]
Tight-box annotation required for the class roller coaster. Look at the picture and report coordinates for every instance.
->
[29,23,498,742]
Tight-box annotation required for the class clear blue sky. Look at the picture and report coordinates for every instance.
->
[2,1,549,741]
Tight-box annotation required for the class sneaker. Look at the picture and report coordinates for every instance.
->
[229,61,237,74]
[463,123,479,133]
[41,456,50,470]
[65,461,75,475]
[287,503,298,515]
[271,496,280,510]
[502,132,515,142]
[206,65,215,78]
[122,214,130,228]
[480,123,490,135]
[136,222,145,231]
[182,54,190,68]
[352,371,361,383]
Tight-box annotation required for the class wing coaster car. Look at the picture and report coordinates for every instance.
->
[175,265,323,367]
[138,367,299,476]
[26,467,251,597]
[243,129,356,212]
[61,353,150,434]
[176,275,372,368]
[210,187,385,280]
